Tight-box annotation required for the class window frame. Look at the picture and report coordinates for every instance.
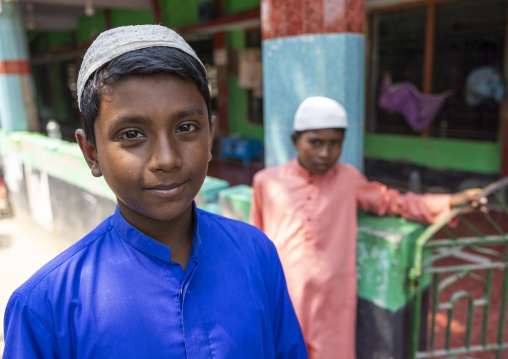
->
[366,0,507,142]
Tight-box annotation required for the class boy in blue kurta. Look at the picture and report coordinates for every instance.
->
[2,25,307,358]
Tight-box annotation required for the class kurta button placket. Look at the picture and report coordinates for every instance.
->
[303,175,317,237]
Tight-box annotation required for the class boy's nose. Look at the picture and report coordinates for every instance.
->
[318,145,331,159]
[148,135,181,172]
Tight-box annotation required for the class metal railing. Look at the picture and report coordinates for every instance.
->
[409,177,508,359]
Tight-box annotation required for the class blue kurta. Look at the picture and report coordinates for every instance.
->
[3,206,307,358]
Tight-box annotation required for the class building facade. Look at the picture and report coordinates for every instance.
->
[2,0,506,191]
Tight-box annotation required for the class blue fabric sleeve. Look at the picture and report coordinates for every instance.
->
[3,293,58,359]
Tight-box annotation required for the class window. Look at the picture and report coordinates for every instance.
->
[368,0,506,142]
[187,36,217,118]
[32,58,81,141]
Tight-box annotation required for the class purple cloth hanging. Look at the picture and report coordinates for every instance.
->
[378,75,451,132]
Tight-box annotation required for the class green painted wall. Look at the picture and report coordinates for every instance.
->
[226,29,264,140]
[357,212,430,312]
[161,0,211,28]
[47,31,73,48]
[111,9,154,28]
[225,0,260,14]
[364,133,501,174]
[27,30,72,54]
[161,0,259,26]
[33,10,152,49]
[26,31,43,53]
[76,11,106,44]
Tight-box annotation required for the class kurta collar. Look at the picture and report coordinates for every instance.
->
[110,202,202,264]
[289,157,339,179]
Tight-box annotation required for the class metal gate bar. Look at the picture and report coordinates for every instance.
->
[409,177,508,359]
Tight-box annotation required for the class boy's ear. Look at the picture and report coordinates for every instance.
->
[291,133,299,150]
[208,115,216,162]
[75,129,103,178]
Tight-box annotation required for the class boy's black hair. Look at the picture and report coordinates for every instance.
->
[80,46,211,148]
[294,128,346,138]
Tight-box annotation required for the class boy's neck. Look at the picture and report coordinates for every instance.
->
[119,203,194,272]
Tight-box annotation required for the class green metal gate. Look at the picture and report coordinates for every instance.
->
[409,178,508,359]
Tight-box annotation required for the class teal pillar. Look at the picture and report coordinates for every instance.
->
[261,0,365,171]
[0,1,38,132]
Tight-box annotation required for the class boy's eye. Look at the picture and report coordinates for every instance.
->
[118,130,144,140]
[176,124,198,133]
[311,140,322,147]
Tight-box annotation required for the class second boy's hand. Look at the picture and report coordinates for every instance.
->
[450,188,488,213]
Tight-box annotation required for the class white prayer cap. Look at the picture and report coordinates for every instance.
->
[293,96,348,131]
[77,24,205,110]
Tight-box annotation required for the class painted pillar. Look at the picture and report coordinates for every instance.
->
[0,1,38,132]
[261,0,365,171]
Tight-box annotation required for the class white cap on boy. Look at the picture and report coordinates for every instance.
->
[77,24,205,110]
[293,96,348,131]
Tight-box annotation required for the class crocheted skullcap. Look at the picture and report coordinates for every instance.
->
[77,24,206,110]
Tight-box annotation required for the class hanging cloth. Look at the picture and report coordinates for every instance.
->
[465,66,505,107]
[378,74,452,132]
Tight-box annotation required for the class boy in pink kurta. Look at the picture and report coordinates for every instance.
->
[249,97,484,359]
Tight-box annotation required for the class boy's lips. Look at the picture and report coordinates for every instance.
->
[314,162,331,171]
[144,180,189,198]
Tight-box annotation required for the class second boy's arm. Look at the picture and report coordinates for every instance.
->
[355,172,482,224]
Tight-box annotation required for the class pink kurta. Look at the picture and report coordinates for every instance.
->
[249,159,452,359]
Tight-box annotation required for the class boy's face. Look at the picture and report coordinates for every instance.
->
[292,129,344,175]
[77,74,213,230]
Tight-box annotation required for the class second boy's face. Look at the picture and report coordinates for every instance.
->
[292,129,344,175]
[81,74,213,230]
